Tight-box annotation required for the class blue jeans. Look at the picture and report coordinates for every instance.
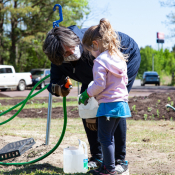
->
[98,117,121,171]
[82,117,126,160]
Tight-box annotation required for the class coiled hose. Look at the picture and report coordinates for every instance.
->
[0,75,67,165]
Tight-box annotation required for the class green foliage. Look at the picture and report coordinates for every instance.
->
[144,114,148,120]
[147,107,152,112]
[1,0,90,71]
[157,109,160,118]
[167,97,171,101]
[171,101,174,106]
[132,105,136,111]
[138,46,175,83]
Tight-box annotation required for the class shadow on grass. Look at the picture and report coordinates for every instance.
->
[0,163,90,175]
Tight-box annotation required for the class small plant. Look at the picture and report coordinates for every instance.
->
[167,97,171,101]
[157,99,161,103]
[42,102,45,105]
[132,105,137,114]
[157,109,159,118]
[71,107,78,111]
[162,116,165,119]
[170,117,173,121]
[170,101,174,106]
[152,114,155,120]
[144,114,148,120]
[30,101,33,104]
[147,107,152,112]
[132,105,136,111]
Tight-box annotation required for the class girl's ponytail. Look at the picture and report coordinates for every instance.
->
[82,18,128,61]
[99,18,128,61]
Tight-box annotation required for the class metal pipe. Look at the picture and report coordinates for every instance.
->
[45,92,53,145]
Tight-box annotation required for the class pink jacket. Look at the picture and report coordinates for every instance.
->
[87,50,128,104]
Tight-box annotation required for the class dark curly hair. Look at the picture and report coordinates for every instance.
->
[43,26,80,66]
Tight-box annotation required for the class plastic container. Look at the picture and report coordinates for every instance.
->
[63,139,88,173]
[78,81,99,119]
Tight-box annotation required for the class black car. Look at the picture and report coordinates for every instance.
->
[141,71,160,86]
[30,69,50,89]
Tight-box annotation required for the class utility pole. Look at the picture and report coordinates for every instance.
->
[152,54,155,71]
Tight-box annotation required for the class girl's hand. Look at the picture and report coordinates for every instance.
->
[78,89,89,105]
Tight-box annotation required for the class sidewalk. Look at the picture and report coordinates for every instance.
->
[1,86,174,98]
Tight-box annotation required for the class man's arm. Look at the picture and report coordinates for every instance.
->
[118,31,141,93]
[47,63,65,96]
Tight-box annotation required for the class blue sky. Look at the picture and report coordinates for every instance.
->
[81,0,174,51]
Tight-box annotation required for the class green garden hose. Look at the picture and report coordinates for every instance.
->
[0,75,50,125]
[0,75,68,165]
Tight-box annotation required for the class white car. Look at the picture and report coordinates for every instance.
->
[0,65,32,91]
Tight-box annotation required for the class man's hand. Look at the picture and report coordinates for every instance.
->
[86,118,97,131]
[78,89,89,105]
[54,84,70,97]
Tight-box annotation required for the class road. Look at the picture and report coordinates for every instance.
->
[0,85,175,98]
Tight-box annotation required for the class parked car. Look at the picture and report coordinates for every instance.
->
[0,65,32,91]
[141,71,160,86]
[30,68,50,89]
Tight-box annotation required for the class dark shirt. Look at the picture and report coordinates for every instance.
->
[47,25,141,95]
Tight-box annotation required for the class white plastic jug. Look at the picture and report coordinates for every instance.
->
[63,139,88,173]
[78,81,99,119]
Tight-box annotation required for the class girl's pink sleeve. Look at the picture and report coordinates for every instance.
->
[87,62,107,97]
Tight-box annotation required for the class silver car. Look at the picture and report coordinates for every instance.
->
[30,69,50,89]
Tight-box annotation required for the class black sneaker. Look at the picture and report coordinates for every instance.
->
[88,165,105,175]
[88,157,103,169]
[99,169,117,175]
[115,160,129,175]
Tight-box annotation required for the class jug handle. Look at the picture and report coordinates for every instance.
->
[78,139,87,155]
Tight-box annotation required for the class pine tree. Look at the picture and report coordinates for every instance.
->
[2,0,90,70]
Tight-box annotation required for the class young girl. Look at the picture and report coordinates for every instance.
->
[79,18,131,175]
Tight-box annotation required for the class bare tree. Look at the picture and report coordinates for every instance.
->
[79,0,111,28]
[160,0,175,38]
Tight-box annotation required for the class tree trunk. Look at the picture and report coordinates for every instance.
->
[9,1,18,68]
[172,72,175,85]
[0,0,4,64]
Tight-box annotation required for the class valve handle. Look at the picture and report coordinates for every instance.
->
[53,4,63,28]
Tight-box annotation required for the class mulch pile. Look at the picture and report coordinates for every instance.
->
[0,92,175,120]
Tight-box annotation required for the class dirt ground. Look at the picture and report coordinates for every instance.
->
[0,92,175,174]
[0,92,175,120]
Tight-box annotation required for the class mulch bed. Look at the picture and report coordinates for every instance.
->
[0,92,175,120]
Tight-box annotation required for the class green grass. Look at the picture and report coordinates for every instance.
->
[0,100,78,111]
[127,119,175,152]
[1,117,175,153]
[1,97,175,174]
[0,117,175,174]
[0,164,85,175]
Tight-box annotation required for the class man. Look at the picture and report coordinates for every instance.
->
[43,25,141,174]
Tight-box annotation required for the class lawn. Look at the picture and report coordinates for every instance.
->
[0,96,175,174]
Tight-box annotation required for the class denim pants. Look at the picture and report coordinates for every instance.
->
[98,116,121,171]
[82,117,126,160]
